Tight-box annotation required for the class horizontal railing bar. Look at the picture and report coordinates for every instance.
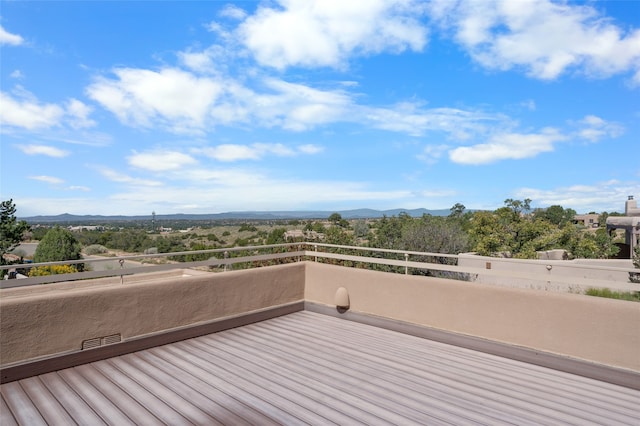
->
[0,251,305,289]
[1,241,637,289]
[306,250,638,288]
[308,242,460,259]
[0,243,300,271]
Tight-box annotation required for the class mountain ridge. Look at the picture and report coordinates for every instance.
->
[21,208,453,223]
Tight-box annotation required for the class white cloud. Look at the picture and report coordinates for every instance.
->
[219,4,247,20]
[298,144,324,154]
[517,180,640,212]
[238,0,428,69]
[251,79,353,131]
[127,150,198,172]
[0,90,96,131]
[363,103,504,138]
[449,128,567,165]
[67,186,91,192]
[18,144,69,158]
[195,143,322,162]
[86,68,223,133]
[0,91,64,129]
[97,167,163,187]
[197,144,262,162]
[575,115,623,142]
[0,25,24,46]
[417,144,449,165]
[429,0,640,81]
[65,99,96,129]
[10,70,24,79]
[29,175,64,185]
[107,174,413,214]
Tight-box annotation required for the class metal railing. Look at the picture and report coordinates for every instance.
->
[2,243,639,290]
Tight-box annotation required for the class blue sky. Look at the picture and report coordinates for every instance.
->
[1,0,639,217]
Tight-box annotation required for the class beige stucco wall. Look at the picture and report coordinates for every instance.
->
[305,262,640,371]
[458,253,637,292]
[1,263,305,365]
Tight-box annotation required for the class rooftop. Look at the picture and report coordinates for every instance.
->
[1,244,639,424]
[3,311,638,425]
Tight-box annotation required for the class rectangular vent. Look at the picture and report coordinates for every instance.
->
[81,333,122,350]
[102,334,122,345]
[81,338,101,350]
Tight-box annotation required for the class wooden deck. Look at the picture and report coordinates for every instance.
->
[2,311,638,425]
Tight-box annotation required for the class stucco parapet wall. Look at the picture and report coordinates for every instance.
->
[0,264,305,365]
[457,253,638,292]
[304,262,640,371]
[607,216,640,227]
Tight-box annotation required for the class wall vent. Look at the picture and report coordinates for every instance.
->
[102,334,122,345]
[81,338,101,350]
[81,333,122,350]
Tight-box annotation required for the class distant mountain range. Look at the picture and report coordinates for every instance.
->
[21,208,452,223]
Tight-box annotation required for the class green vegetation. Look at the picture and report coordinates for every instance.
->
[630,244,640,284]
[84,244,109,255]
[0,199,30,277]
[29,264,78,277]
[584,288,640,302]
[23,199,625,272]
[34,226,83,264]
[468,199,618,259]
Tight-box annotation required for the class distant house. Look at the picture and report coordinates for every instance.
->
[573,214,600,228]
[68,225,104,232]
[284,230,305,241]
[284,230,324,241]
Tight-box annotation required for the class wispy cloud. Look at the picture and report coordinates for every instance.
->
[29,175,64,185]
[194,143,324,162]
[127,150,198,172]
[0,25,24,46]
[18,144,70,158]
[448,128,567,165]
[437,115,624,166]
[517,180,640,212]
[0,89,95,131]
[574,115,623,142]
[97,167,163,187]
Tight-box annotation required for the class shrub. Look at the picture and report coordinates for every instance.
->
[630,244,640,284]
[84,244,109,255]
[34,227,82,263]
[585,287,640,302]
[29,264,78,277]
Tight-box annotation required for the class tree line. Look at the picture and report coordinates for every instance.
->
[1,198,634,279]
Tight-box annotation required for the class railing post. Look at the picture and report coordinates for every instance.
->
[405,253,409,275]
[224,251,229,272]
[119,259,125,284]
[314,244,318,262]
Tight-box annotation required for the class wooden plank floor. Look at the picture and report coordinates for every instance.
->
[2,311,639,425]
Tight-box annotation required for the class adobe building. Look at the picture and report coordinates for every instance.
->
[606,195,640,258]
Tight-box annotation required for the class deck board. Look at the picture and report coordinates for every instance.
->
[2,311,639,425]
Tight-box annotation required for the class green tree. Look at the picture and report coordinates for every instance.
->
[266,228,286,245]
[0,199,31,277]
[33,226,83,272]
[353,220,370,238]
[328,212,342,224]
[328,212,349,228]
[324,226,354,246]
[401,215,469,254]
[536,205,576,226]
[630,244,640,283]
[449,203,466,218]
